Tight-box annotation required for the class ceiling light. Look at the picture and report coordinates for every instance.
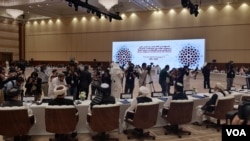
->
[98,0,118,11]
[6,9,24,19]
[68,2,72,7]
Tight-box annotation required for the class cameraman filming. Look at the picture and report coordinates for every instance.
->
[124,63,138,94]
[25,71,42,101]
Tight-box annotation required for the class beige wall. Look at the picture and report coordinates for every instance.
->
[0,21,19,60]
[25,3,250,63]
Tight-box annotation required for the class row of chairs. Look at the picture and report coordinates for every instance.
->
[0,103,159,141]
[0,106,79,141]
[0,96,238,141]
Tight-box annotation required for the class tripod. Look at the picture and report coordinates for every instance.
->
[147,73,156,93]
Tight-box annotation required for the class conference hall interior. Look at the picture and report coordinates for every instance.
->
[0,0,250,141]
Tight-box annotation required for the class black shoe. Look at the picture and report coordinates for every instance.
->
[192,122,202,126]
[123,130,128,134]
[71,132,78,138]
[203,120,211,124]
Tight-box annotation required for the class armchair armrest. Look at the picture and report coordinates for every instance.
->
[125,111,135,120]
[161,108,169,116]
[205,105,216,113]
[87,114,91,123]
[234,100,240,104]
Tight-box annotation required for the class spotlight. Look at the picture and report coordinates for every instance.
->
[74,6,78,11]
[65,0,122,21]
[74,3,78,11]
[68,2,72,7]
[194,4,199,17]
[189,4,199,17]
[96,12,101,18]
[194,11,199,17]
[187,2,193,9]
[189,4,195,15]
[181,0,190,8]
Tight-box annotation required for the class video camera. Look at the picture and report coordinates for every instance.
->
[146,65,151,73]
[146,63,154,74]
[127,64,135,72]
[126,64,139,78]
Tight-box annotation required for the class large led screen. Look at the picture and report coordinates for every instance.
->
[112,39,205,69]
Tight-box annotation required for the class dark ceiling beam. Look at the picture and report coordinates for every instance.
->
[65,0,122,21]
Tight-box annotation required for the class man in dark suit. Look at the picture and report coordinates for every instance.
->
[202,63,211,89]
[78,65,92,100]
[159,65,170,96]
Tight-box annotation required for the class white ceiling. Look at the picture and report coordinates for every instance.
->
[0,0,249,21]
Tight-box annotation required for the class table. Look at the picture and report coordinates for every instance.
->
[196,72,248,86]
[27,92,245,135]
[28,98,165,135]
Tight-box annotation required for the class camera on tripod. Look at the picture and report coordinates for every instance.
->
[146,65,151,73]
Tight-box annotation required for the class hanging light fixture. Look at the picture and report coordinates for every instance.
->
[98,0,118,11]
[6,9,24,19]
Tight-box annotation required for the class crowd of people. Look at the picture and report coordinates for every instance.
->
[0,59,241,102]
[0,59,250,140]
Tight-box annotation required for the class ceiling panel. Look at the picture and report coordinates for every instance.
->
[0,0,248,21]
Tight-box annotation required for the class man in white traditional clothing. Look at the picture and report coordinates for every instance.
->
[48,73,68,98]
[183,69,198,90]
[137,63,149,87]
[110,62,124,99]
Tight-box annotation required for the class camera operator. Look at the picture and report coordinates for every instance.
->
[65,62,79,100]
[169,66,188,94]
[25,71,42,101]
[3,76,25,101]
[124,63,138,94]
[176,65,189,84]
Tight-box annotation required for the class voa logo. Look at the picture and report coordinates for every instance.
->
[226,129,246,136]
